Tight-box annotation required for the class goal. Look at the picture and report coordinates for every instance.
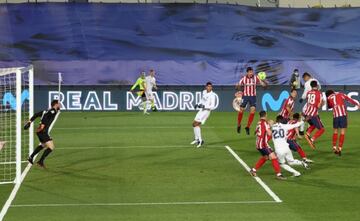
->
[0,65,34,184]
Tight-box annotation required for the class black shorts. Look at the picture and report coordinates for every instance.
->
[37,132,52,143]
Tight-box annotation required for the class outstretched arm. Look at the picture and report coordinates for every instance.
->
[24,111,43,130]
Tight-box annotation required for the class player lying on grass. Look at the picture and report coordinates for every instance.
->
[145,69,158,112]
[287,113,313,163]
[191,82,216,148]
[250,111,286,180]
[24,100,61,168]
[130,72,148,115]
[270,115,309,177]
[236,67,267,135]
[279,89,297,123]
[326,90,360,156]
[303,81,325,149]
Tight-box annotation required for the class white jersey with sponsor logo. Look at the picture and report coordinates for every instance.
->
[194,90,217,124]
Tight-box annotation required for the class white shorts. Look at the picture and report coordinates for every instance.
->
[194,110,211,125]
[275,148,295,164]
[145,90,154,100]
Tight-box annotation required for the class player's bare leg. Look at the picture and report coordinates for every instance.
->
[37,141,55,168]
[245,106,256,135]
[237,107,245,134]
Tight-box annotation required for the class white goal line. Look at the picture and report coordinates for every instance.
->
[55,145,224,150]
[224,145,282,203]
[11,200,278,208]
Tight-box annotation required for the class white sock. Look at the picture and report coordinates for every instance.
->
[193,127,198,140]
[288,159,303,166]
[195,126,202,142]
[280,164,299,175]
[142,101,148,113]
[300,116,305,132]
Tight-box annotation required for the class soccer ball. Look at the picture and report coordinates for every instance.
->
[258,72,267,80]
[232,97,243,112]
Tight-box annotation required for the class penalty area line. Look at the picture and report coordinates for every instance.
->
[11,200,278,208]
[224,145,282,203]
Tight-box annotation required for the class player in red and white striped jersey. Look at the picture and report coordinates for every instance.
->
[250,111,285,180]
[287,113,313,163]
[325,90,360,155]
[279,89,297,123]
[236,67,267,135]
[303,81,325,149]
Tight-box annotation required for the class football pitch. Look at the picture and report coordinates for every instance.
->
[1,111,360,221]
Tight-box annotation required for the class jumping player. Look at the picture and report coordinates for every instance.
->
[145,69,158,112]
[287,113,313,163]
[24,100,61,168]
[325,90,360,155]
[279,89,297,123]
[191,82,217,148]
[299,72,321,135]
[130,72,147,114]
[271,115,309,177]
[303,81,325,149]
[236,67,267,135]
[250,111,285,180]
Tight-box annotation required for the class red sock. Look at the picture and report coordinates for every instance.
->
[271,159,281,174]
[237,112,243,126]
[247,112,255,128]
[332,133,338,147]
[339,134,345,150]
[297,147,306,158]
[254,157,267,170]
[312,128,325,141]
[306,125,316,135]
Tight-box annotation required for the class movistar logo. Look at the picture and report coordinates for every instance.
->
[262,90,289,111]
[2,90,29,110]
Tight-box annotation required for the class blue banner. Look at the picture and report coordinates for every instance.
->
[0,4,360,85]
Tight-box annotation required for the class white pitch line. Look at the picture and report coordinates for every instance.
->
[0,163,33,221]
[224,145,282,203]
[11,200,278,208]
[56,145,223,150]
[54,126,234,130]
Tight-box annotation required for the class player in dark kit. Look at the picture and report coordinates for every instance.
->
[24,100,61,168]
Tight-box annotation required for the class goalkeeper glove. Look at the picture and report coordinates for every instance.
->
[24,121,31,130]
[194,104,205,109]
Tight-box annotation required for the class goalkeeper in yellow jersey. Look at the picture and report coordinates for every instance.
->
[130,72,148,114]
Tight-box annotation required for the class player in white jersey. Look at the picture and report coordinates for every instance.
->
[270,115,309,177]
[191,82,217,148]
[299,72,321,135]
[144,69,158,114]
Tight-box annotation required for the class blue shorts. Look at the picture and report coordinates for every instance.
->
[307,115,324,129]
[258,147,273,156]
[241,96,256,108]
[333,116,347,129]
[287,139,300,152]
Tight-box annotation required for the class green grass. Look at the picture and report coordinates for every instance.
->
[1,111,360,221]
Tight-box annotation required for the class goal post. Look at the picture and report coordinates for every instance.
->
[0,65,34,185]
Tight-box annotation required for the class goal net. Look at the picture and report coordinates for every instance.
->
[0,65,34,184]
